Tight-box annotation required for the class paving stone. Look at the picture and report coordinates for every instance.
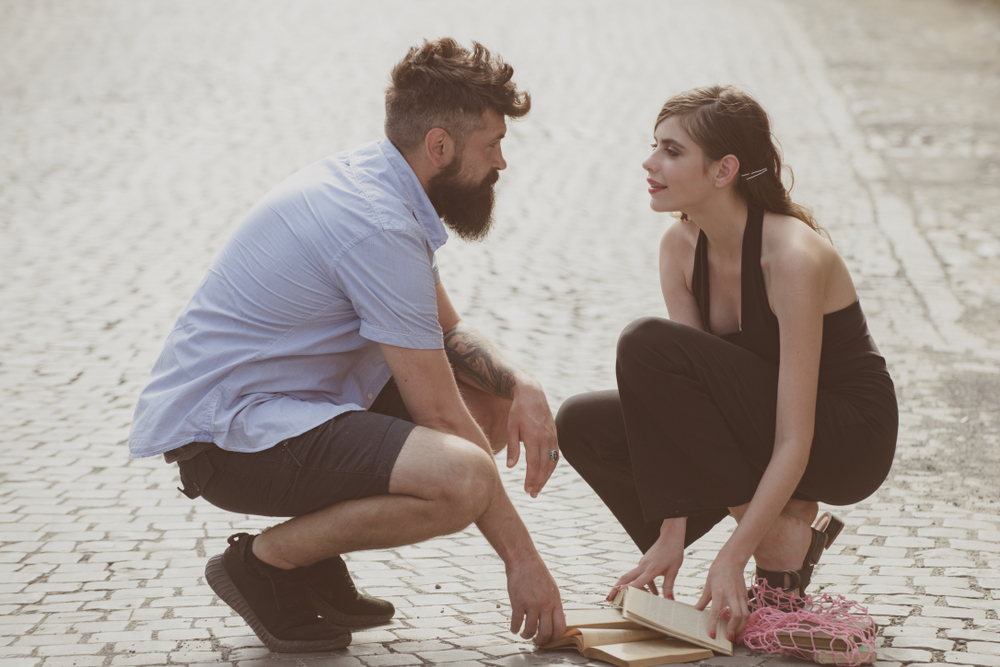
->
[360,655,424,667]
[108,655,170,666]
[880,648,936,663]
[39,658,105,667]
[943,652,1000,667]
[35,644,107,657]
[890,636,956,651]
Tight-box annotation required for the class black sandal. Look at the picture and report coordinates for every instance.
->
[755,526,827,596]
[751,513,844,608]
[814,512,844,549]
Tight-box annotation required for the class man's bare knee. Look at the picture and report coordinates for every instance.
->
[389,428,497,532]
[449,445,497,522]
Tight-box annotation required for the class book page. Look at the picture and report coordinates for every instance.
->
[540,627,663,650]
[620,587,733,656]
[563,607,644,630]
[589,638,714,667]
[575,627,665,650]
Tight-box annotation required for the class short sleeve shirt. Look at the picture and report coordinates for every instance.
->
[128,140,448,458]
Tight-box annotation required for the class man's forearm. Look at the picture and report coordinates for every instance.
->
[443,323,519,400]
[475,475,542,567]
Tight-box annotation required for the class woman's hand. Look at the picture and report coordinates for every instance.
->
[607,519,685,601]
[694,552,749,641]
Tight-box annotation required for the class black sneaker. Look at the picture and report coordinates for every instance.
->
[205,533,351,652]
[304,555,395,627]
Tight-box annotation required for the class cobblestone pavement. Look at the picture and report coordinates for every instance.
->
[1,1,998,666]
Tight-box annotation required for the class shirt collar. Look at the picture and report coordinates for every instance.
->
[379,139,448,252]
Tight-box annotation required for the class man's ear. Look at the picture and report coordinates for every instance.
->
[714,155,740,188]
[424,128,455,169]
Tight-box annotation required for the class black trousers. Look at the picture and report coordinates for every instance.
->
[556,317,896,553]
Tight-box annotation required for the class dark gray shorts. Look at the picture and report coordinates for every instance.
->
[176,379,416,517]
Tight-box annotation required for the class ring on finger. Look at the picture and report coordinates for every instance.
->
[548,449,559,462]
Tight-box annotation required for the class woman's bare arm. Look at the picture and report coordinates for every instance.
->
[659,220,705,330]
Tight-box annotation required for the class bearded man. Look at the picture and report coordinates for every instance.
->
[128,38,565,651]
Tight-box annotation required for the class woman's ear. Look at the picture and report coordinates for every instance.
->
[424,128,456,169]
[714,155,740,188]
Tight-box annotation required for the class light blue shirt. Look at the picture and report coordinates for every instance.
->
[129,140,447,458]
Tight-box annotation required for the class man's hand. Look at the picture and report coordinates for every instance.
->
[506,377,558,497]
[507,554,565,645]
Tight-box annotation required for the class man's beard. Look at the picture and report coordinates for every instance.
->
[427,159,499,242]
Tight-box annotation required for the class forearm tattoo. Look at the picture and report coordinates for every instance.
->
[443,325,516,400]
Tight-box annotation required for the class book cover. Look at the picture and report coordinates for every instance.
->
[614,586,734,656]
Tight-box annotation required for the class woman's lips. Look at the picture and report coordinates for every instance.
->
[647,179,666,194]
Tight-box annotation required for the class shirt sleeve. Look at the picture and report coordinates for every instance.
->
[334,229,444,349]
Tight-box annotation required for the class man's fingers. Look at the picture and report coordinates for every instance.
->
[534,447,557,494]
[527,444,557,498]
[551,606,567,642]
[648,579,659,596]
[509,601,525,635]
[524,444,539,496]
[532,610,553,645]
[519,610,540,640]
[506,424,520,468]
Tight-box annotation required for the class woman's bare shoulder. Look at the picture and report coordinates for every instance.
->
[762,212,857,309]
[660,217,700,254]
[761,212,836,266]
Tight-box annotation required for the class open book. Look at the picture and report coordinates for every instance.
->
[613,586,734,656]
[538,607,715,667]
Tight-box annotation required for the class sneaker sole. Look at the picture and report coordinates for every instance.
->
[310,595,395,628]
[205,554,351,653]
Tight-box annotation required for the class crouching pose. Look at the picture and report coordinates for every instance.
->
[557,85,897,641]
[129,38,565,652]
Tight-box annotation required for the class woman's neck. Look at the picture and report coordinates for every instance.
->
[686,196,749,258]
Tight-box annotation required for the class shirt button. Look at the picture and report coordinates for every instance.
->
[367,393,373,400]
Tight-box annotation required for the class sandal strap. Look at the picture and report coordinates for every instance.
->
[814,512,845,549]
[754,527,828,595]
[755,567,802,591]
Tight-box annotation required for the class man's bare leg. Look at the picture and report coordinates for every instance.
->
[252,426,497,570]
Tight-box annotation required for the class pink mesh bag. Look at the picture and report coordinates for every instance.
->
[739,579,877,666]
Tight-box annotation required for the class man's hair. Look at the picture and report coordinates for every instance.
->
[385,38,530,154]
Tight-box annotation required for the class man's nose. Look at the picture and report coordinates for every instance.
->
[494,147,507,171]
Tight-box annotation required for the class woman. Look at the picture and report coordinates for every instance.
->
[556,85,897,641]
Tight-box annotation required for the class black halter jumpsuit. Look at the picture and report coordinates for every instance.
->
[557,207,898,551]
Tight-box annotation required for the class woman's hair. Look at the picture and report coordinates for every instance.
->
[385,38,530,154]
[657,85,823,235]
